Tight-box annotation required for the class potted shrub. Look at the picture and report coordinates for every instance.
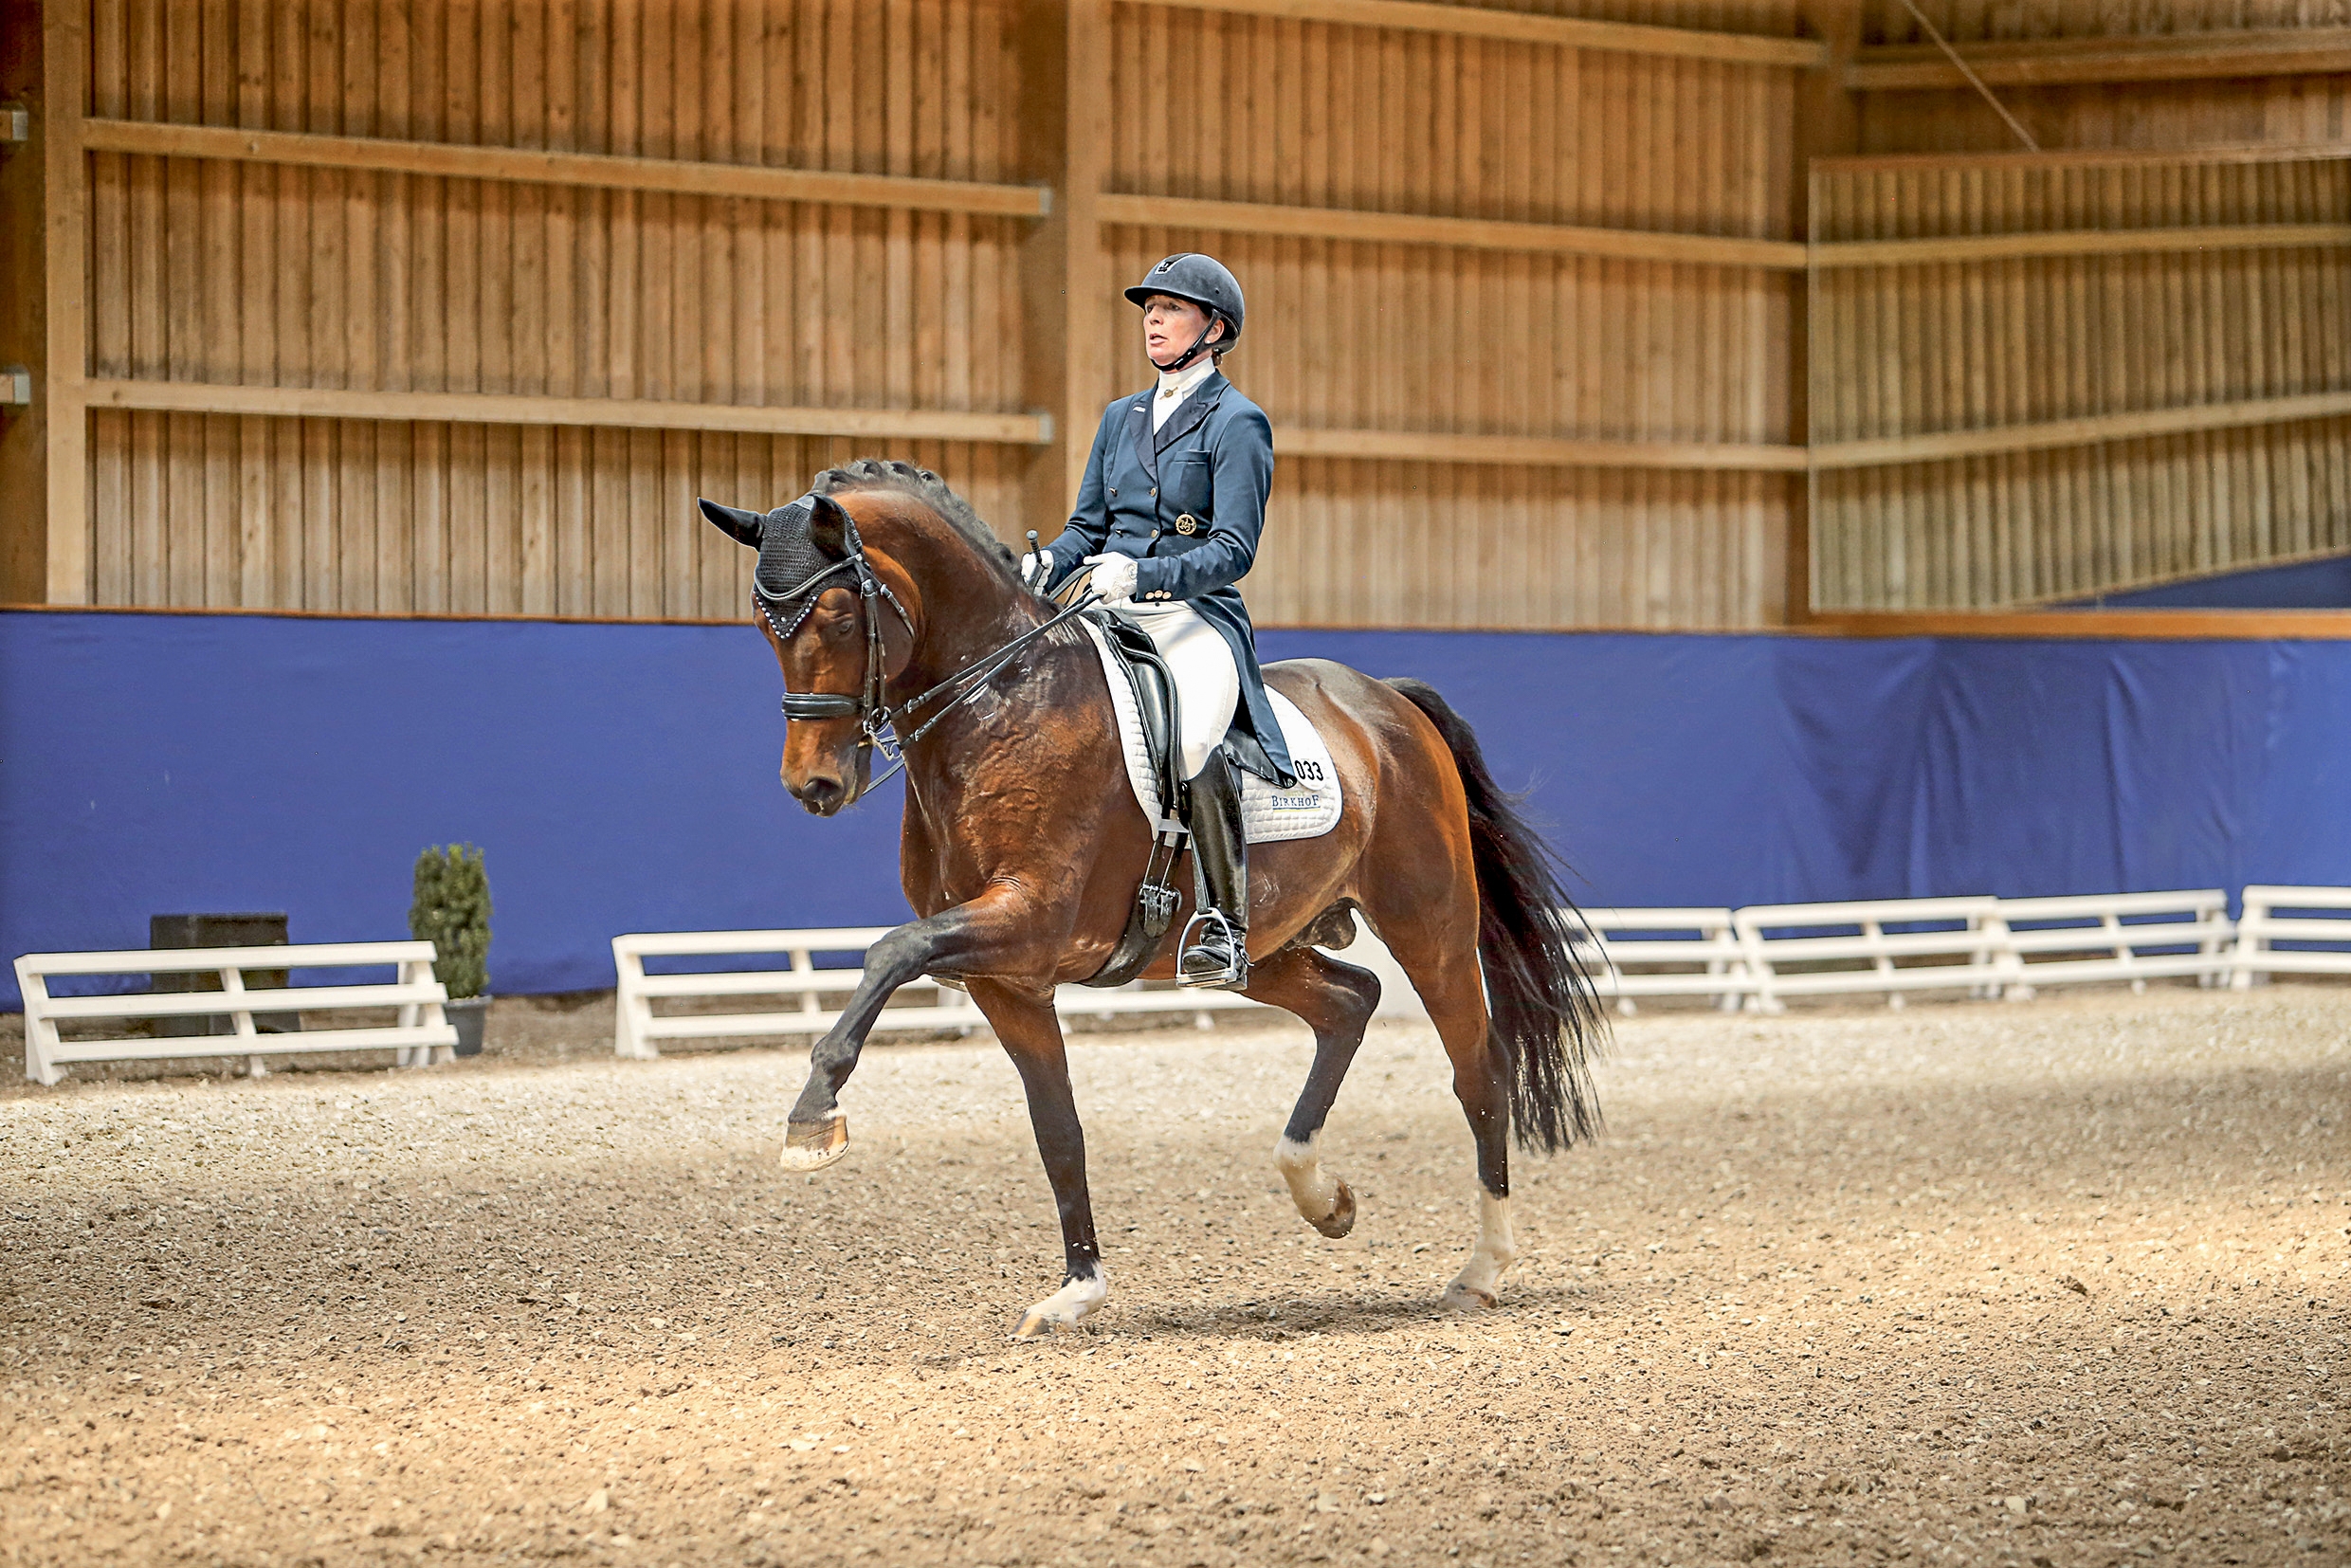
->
[410,844,492,1057]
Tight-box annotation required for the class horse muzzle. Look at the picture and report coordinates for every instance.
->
[791,774,849,815]
[782,737,873,816]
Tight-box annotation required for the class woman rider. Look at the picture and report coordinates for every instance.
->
[1025,253,1292,992]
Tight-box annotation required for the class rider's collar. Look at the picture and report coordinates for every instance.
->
[1155,356,1217,402]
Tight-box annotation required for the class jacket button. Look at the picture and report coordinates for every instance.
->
[1149,487,1157,497]
[1107,486,1117,497]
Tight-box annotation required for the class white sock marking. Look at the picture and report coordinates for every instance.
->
[1014,1267,1109,1339]
[1445,1190,1517,1308]
[1275,1134,1340,1224]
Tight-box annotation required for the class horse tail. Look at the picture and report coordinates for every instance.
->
[1383,678,1608,1153]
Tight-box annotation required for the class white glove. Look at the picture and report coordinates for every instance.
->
[1082,553,1140,606]
[1018,550,1053,590]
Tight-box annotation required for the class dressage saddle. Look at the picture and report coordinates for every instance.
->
[1051,568,1193,989]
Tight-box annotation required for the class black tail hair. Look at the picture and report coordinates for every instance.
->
[1385,677,1608,1152]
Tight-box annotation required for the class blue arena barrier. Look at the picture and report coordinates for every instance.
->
[6,610,2351,1009]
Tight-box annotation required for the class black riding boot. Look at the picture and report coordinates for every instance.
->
[1178,749,1249,990]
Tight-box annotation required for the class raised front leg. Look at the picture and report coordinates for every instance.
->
[967,979,1108,1340]
[782,886,1047,1170]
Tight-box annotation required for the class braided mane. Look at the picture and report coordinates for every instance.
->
[812,459,1018,582]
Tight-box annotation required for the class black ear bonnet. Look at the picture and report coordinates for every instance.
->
[746,493,855,640]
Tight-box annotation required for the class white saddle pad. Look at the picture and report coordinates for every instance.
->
[1079,617,1342,845]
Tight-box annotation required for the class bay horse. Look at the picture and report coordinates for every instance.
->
[702,459,1605,1338]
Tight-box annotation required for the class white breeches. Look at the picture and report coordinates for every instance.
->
[1111,600,1241,779]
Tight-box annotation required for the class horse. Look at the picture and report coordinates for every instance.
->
[700,459,1607,1338]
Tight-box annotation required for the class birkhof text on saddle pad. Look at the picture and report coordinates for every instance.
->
[1079,618,1341,844]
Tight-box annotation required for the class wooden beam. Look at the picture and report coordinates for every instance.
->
[1811,610,2351,640]
[1275,428,1809,473]
[19,598,2349,639]
[83,380,1054,446]
[1788,1,1866,630]
[0,599,755,629]
[1816,223,2351,269]
[81,119,1052,219]
[1850,28,2351,90]
[1811,391,2351,470]
[1814,142,2351,176]
[1146,0,1828,68]
[42,0,86,606]
[1097,192,1809,271]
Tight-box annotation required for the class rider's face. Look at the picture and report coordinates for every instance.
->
[1142,295,1223,369]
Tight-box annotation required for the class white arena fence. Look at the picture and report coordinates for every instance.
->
[2231,886,2351,987]
[1627,888,2244,1013]
[15,941,458,1085]
[1574,908,1762,1013]
[611,885,2343,1051]
[612,921,1436,1057]
[1998,889,2236,999]
[25,887,2332,1083]
[1734,896,2008,1012]
[613,928,1291,1060]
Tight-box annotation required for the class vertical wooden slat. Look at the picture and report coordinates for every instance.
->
[439,0,479,615]
[85,0,128,604]
[193,0,234,607]
[475,0,516,612]
[233,0,272,608]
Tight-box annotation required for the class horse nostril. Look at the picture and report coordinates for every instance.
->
[800,777,845,814]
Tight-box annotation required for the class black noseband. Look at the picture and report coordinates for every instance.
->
[781,691,862,720]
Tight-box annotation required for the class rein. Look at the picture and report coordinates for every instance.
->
[757,516,1100,796]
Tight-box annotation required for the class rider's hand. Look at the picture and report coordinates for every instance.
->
[1018,550,1053,590]
[1082,553,1139,606]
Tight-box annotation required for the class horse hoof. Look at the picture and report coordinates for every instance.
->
[1010,1272,1109,1340]
[778,1112,848,1172]
[1442,1283,1500,1313]
[1309,1180,1357,1239]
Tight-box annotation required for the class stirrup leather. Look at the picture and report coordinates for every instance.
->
[1176,907,1248,990]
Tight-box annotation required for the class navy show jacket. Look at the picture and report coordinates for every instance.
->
[1041,371,1295,785]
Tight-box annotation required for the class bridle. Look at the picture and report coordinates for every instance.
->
[756,501,1101,798]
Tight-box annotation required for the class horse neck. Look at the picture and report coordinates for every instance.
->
[868,511,1040,698]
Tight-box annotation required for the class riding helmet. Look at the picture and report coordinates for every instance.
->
[1124,253,1245,355]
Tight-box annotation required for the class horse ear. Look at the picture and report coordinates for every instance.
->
[699,498,764,548]
[808,492,852,557]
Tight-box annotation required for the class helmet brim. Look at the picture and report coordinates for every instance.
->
[1125,283,1219,311]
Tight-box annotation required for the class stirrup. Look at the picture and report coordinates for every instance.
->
[1176,908,1248,991]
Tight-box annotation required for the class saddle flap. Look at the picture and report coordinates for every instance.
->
[1087,611,1182,822]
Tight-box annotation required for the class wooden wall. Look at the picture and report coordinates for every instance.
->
[69,0,1032,617]
[4,0,2345,628]
[1809,148,2351,611]
[5,0,1826,630]
[1800,4,2351,613]
[1857,2,2351,155]
[1096,3,1802,629]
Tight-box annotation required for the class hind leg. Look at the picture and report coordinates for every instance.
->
[1373,913,1518,1311]
[1244,944,1382,1238]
